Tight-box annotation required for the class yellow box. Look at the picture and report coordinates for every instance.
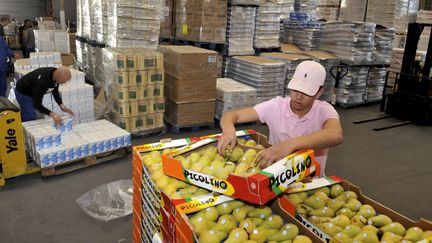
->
[127,55,138,71]
[153,84,164,98]
[148,69,164,84]
[137,52,163,70]
[113,113,131,132]
[113,100,130,117]
[138,100,148,114]
[130,101,139,116]
[114,53,127,71]
[155,112,164,127]
[147,85,154,100]
[130,116,144,132]
[145,113,156,129]
[138,86,148,100]
[128,86,138,101]
[137,71,148,86]
[128,71,137,86]
[111,84,128,101]
[147,99,155,113]
[114,71,128,86]
[154,98,165,112]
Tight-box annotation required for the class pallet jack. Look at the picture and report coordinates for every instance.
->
[0,97,40,187]
[354,22,432,130]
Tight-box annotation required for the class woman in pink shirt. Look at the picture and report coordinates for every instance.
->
[218,61,343,176]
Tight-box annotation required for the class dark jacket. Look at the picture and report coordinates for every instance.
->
[0,37,14,72]
[16,67,63,115]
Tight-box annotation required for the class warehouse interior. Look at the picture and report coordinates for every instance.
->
[1,0,432,243]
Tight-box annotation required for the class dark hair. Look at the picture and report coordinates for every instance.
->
[32,20,38,26]
[24,19,31,24]
[1,17,9,22]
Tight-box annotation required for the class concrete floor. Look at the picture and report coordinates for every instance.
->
[0,104,431,243]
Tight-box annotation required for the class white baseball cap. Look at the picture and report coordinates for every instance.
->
[287,60,326,96]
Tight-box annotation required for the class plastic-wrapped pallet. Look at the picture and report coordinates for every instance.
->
[260,52,311,96]
[226,6,256,56]
[303,50,340,103]
[102,1,108,43]
[106,0,162,49]
[160,0,173,38]
[294,0,318,21]
[229,0,260,6]
[366,67,388,103]
[338,0,367,22]
[82,0,91,40]
[395,0,419,34]
[283,20,322,51]
[373,27,395,65]
[280,0,295,20]
[254,1,281,49]
[102,48,165,134]
[366,0,396,29]
[35,30,70,53]
[416,11,432,52]
[23,119,131,168]
[77,0,83,37]
[89,0,104,43]
[337,66,369,107]
[14,52,62,71]
[320,22,376,65]
[215,78,257,119]
[227,56,286,103]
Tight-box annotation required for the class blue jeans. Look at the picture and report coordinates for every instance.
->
[0,70,7,97]
[14,88,37,122]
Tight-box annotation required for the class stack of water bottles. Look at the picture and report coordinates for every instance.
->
[23,118,131,168]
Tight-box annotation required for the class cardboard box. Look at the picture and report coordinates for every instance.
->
[61,53,75,66]
[159,45,218,80]
[162,131,319,205]
[164,99,215,126]
[281,176,432,242]
[164,73,216,102]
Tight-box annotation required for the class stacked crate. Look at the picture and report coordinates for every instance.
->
[254,1,281,49]
[103,48,165,134]
[159,45,218,127]
[316,0,340,21]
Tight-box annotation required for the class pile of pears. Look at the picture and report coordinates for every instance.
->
[142,150,211,199]
[188,200,313,243]
[287,184,432,243]
[174,138,266,180]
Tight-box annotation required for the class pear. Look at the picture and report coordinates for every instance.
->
[211,159,225,168]
[357,204,376,219]
[198,155,213,166]
[191,188,210,197]
[296,204,313,216]
[233,205,254,222]
[337,208,356,219]
[308,216,331,225]
[353,231,379,243]
[188,152,201,163]
[239,149,258,164]
[362,225,379,234]
[368,215,392,228]
[216,201,244,215]
[248,217,265,227]
[319,222,343,236]
[342,225,362,238]
[423,230,432,239]
[239,218,257,234]
[249,227,278,242]
[331,232,352,243]
[329,215,351,228]
[148,161,162,173]
[202,166,216,176]
[214,167,230,180]
[238,138,246,145]
[380,222,406,236]
[315,191,330,203]
[351,215,367,227]
[199,229,227,243]
[229,147,244,162]
[245,139,257,147]
[381,232,403,242]
[307,187,330,196]
[310,207,335,218]
[191,162,205,172]
[404,227,424,242]
[304,195,326,209]
[225,164,236,173]
[247,206,272,219]
[261,215,284,229]
[170,192,183,199]
[155,175,170,189]
[327,199,345,212]
[268,223,299,241]
[213,154,225,162]
[162,149,172,155]
[296,192,308,200]
[212,215,237,233]
[190,216,217,236]
[149,150,161,157]
[330,184,345,198]
[202,207,219,221]
[336,191,358,202]
[162,183,178,195]
[293,235,313,243]
[286,194,304,205]
[224,228,248,243]
[178,186,198,195]
[256,144,265,149]
[150,170,164,181]
[345,199,362,212]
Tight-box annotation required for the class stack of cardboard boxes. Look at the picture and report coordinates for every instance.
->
[160,0,174,39]
[160,45,218,127]
[35,30,70,53]
[175,0,227,43]
[103,48,165,134]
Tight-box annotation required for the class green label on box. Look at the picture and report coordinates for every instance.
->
[119,121,126,129]
[136,119,143,127]
[145,59,155,67]
[154,88,160,97]
[158,103,165,111]
[127,60,135,68]
[117,60,124,69]
[119,91,124,100]
[137,74,142,84]
[117,76,124,84]
[147,117,154,125]
[129,91,137,99]
[151,74,163,82]
[143,89,148,98]
[139,104,147,113]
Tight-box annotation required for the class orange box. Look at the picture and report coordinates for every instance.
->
[162,130,318,205]
[281,176,432,242]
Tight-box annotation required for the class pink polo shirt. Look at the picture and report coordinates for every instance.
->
[254,96,340,176]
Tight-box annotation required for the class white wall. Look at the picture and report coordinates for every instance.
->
[0,0,47,21]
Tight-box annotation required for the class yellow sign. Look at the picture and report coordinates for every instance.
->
[182,24,188,35]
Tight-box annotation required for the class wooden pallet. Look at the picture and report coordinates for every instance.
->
[131,126,166,138]
[40,147,130,177]
[174,39,226,53]
[166,121,215,135]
